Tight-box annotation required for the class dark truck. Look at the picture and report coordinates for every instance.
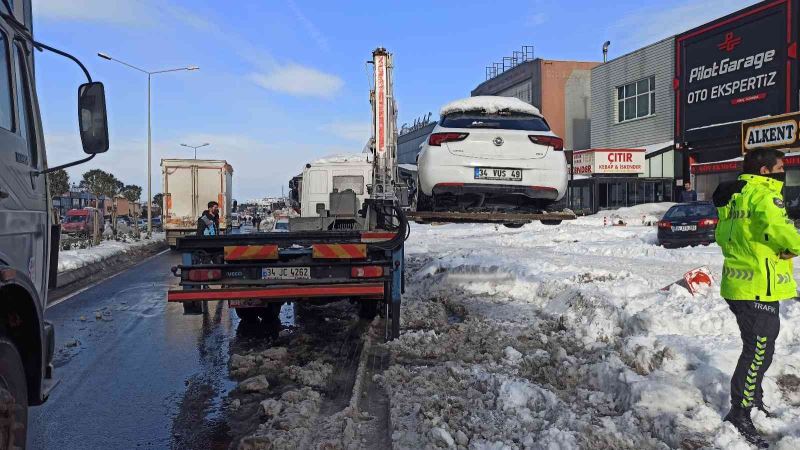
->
[167,216,406,339]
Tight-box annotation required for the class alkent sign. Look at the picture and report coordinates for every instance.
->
[742,111,800,152]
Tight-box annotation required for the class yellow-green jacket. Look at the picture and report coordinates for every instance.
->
[713,174,800,301]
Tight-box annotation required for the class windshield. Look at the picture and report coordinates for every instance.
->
[440,113,550,131]
[275,222,289,230]
[66,215,87,223]
[664,204,716,219]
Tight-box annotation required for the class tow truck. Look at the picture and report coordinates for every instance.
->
[167,48,408,339]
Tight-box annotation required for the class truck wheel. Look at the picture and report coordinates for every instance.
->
[503,223,525,229]
[182,301,202,314]
[358,301,378,319]
[233,308,260,324]
[258,303,283,323]
[540,220,562,226]
[0,336,27,450]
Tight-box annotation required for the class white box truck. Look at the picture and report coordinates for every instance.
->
[161,159,233,247]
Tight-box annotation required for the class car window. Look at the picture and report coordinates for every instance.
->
[664,204,716,219]
[13,44,36,167]
[440,113,550,131]
[0,30,12,131]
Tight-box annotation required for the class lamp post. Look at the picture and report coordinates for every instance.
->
[181,142,209,159]
[97,52,199,237]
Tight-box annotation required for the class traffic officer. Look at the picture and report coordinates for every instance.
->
[712,148,800,448]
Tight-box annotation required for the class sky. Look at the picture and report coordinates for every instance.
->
[32,0,759,201]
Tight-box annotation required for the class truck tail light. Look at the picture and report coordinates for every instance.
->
[657,220,671,229]
[187,269,222,281]
[351,266,384,278]
[428,133,469,146]
[699,218,718,228]
[529,135,563,151]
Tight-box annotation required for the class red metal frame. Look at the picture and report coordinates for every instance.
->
[167,283,385,302]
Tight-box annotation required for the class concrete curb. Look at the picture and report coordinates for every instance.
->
[55,240,168,289]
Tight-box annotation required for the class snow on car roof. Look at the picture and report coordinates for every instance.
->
[440,96,542,117]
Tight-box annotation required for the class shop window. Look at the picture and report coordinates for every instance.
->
[616,76,655,123]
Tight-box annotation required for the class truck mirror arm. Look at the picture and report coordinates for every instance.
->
[34,154,96,177]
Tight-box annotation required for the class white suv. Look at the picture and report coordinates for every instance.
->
[415,96,568,212]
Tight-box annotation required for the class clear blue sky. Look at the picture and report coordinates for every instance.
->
[32,0,757,201]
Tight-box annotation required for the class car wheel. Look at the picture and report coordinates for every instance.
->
[503,223,525,229]
[540,220,562,226]
[0,335,27,450]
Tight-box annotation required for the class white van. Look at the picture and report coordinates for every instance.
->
[300,154,372,217]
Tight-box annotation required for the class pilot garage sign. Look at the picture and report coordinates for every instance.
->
[572,149,645,175]
[676,0,795,137]
[742,111,800,153]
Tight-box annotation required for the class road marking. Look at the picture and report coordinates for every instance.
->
[48,248,171,309]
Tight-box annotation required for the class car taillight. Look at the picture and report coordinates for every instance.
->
[351,266,384,278]
[187,269,222,281]
[699,218,718,228]
[657,220,671,229]
[428,133,469,146]
[529,135,564,151]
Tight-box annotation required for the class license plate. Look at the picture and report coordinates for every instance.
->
[474,168,522,181]
[671,225,696,232]
[262,267,311,280]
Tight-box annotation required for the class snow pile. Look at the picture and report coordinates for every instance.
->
[440,96,542,117]
[57,233,165,273]
[383,216,800,448]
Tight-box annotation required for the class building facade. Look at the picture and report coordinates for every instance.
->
[472,58,599,150]
[675,0,799,201]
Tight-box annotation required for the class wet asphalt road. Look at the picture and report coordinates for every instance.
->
[27,250,239,450]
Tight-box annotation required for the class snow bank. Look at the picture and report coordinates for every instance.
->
[57,233,165,273]
[440,96,542,117]
[387,216,800,448]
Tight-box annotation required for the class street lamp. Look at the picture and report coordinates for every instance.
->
[181,142,210,159]
[98,52,199,237]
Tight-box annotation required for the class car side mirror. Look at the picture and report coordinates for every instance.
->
[78,82,109,154]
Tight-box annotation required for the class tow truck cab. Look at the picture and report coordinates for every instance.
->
[0,0,109,445]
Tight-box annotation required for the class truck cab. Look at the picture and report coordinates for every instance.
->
[0,0,109,446]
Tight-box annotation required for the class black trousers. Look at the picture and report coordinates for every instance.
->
[726,300,781,409]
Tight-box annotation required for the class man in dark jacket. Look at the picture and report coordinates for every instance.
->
[197,201,220,236]
[680,181,698,202]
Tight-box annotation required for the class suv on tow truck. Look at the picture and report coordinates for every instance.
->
[0,1,110,447]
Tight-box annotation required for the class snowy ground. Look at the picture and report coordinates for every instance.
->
[57,233,165,273]
[225,203,800,449]
[384,203,800,449]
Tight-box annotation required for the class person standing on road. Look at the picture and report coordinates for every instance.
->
[712,148,800,448]
[681,181,698,202]
[254,214,261,231]
[197,201,220,236]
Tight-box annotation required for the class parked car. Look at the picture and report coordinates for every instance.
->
[61,208,101,237]
[657,202,718,248]
[415,96,568,212]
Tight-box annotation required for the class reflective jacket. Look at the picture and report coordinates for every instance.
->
[713,174,800,301]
